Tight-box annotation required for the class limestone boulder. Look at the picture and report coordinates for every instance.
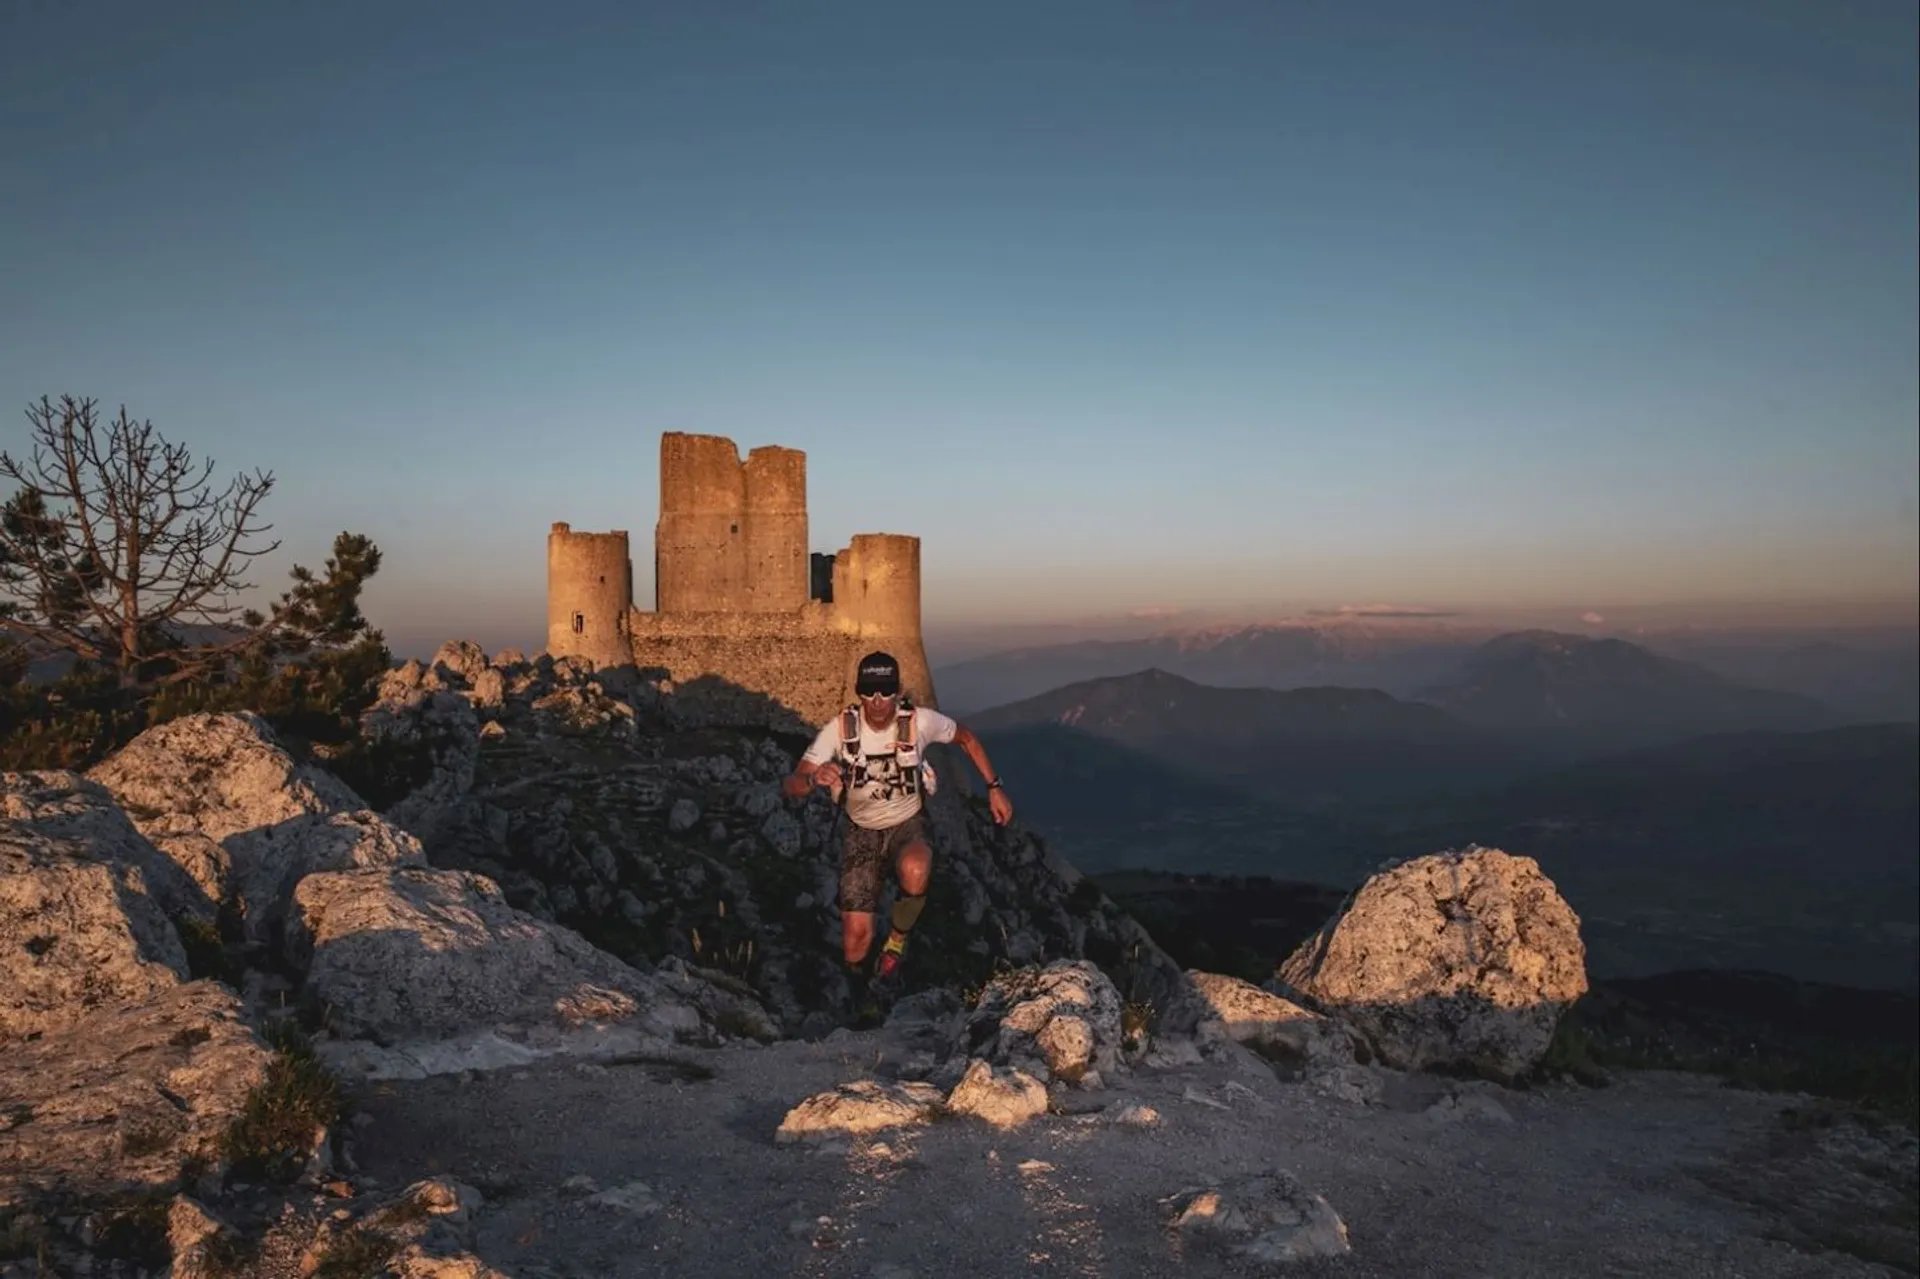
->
[1161,1169,1351,1265]
[2,770,216,928]
[774,1079,946,1145]
[944,1058,1050,1129]
[960,959,1125,1088]
[0,982,272,1207]
[430,639,490,686]
[1,824,191,1041]
[86,713,427,944]
[470,666,508,710]
[286,866,706,1047]
[228,808,427,944]
[89,711,364,844]
[1276,845,1588,1080]
[1180,970,1361,1074]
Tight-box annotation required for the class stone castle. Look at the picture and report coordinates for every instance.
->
[546,432,936,726]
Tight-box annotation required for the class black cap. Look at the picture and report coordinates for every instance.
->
[854,650,901,696]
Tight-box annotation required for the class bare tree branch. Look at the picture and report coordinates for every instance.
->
[0,395,283,684]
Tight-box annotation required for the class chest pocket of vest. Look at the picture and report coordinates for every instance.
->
[837,706,938,798]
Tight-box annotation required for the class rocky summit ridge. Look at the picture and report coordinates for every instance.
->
[2,641,1911,1278]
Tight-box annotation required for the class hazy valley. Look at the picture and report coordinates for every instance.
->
[951,626,1920,996]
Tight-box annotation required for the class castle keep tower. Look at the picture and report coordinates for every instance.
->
[546,432,935,723]
[546,523,634,669]
[654,432,808,614]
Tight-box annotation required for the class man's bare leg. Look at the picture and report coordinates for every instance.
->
[875,838,933,981]
[842,910,877,967]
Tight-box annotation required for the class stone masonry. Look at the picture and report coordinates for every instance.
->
[546,432,936,726]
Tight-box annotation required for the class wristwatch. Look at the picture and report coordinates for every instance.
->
[986,778,1004,790]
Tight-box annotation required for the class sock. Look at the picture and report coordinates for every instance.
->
[890,892,926,935]
[877,893,925,978]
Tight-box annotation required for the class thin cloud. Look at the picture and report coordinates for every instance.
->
[1127,605,1187,619]
[1581,611,1606,626]
[1306,603,1460,619]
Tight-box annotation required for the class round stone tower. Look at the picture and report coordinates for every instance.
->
[831,533,935,706]
[547,522,633,668]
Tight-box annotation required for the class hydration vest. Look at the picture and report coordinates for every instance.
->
[835,698,938,799]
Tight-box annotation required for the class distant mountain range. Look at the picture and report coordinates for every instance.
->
[1417,630,1837,748]
[937,618,1917,727]
[969,667,1532,806]
[936,618,1487,713]
[964,630,1853,811]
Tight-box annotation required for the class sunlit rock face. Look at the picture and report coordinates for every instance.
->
[1277,846,1588,1081]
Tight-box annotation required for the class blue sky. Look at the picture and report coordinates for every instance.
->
[2,0,1915,657]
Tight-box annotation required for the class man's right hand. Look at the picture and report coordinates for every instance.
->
[782,763,843,800]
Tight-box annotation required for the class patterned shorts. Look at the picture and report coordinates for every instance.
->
[838,813,931,914]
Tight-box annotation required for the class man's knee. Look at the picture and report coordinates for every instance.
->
[896,839,932,894]
[842,911,876,961]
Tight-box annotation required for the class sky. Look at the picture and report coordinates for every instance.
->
[2,0,1915,658]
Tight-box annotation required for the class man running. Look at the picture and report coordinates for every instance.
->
[782,650,1014,995]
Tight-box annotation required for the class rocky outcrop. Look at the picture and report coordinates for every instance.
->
[1276,846,1589,1081]
[955,959,1126,1089]
[0,981,272,1206]
[295,1176,508,1279]
[85,712,423,944]
[2,770,215,927]
[359,643,1189,1038]
[1,822,191,1041]
[287,865,709,1048]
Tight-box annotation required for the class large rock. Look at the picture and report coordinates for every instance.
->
[2,770,215,927]
[86,711,407,941]
[959,959,1125,1088]
[1,823,190,1041]
[227,808,427,944]
[286,866,705,1047]
[1276,846,1588,1080]
[944,1058,1050,1129]
[0,982,272,1207]
[1161,1169,1351,1265]
[1179,970,1360,1073]
[773,1079,946,1145]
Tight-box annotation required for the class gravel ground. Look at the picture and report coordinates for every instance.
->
[337,1021,1911,1279]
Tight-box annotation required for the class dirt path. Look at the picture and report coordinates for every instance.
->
[345,1024,1905,1278]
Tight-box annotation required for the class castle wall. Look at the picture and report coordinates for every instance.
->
[741,446,808,612]
[655,432,748,612]
[546,523,633,669]
[625,599,936,727]
[551,431,935,728]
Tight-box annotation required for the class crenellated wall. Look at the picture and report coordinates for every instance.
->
[548,432,934,727]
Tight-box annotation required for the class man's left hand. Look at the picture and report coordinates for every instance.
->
[988,786,1014,825]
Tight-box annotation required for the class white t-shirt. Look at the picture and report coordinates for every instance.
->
[802,706,960,830]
